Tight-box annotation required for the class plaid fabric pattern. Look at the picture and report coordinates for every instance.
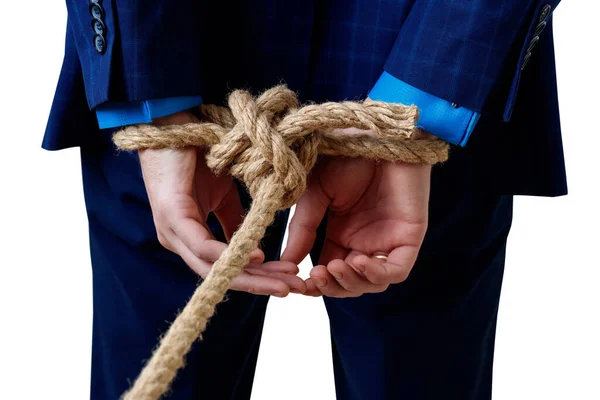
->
[57,0,560,111]
[385,0,561,112]
[44,0,566,195]
[59,0,555,110]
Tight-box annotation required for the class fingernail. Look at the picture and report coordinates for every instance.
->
[315,278,327,287]
[273,292,287,298]
[330,271,343,280]
[250,256,262,264]
[354,262,365,273]
[290,288,302,294]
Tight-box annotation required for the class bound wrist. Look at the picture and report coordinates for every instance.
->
[152,110,197,127]
[413,128,436,140]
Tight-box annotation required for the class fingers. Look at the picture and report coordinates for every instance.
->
[170,216,228,261]
[164,209,301,296]
[248,260,299,275]
[171,233,301,297]
[386,245,420,279]
[229,272,293,298]
[281,184,330,264]
[310,265,355,297]
[351,244,420,285]
[303,278,323,297]
[328,258,388,294]
[299,238,348,297]
[168,207,266,265]
[173,224,303,296]
[139,123,301,297]
[308,261,388,298]
[246,264,307,294]
[318,238,348,266]
[163,200,305,297]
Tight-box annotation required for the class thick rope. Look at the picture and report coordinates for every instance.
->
[112,85,449,399]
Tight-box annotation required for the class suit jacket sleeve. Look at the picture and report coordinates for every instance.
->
[382,0,560,120]
[65,0,205,110]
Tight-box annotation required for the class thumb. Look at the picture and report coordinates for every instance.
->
[281,184,329,264]
[213,182,245,242]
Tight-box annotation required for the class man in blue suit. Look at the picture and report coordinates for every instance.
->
[44,1,566,399]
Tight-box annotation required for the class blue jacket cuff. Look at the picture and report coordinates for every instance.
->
[368,72,480,146]
[95,96,204,129]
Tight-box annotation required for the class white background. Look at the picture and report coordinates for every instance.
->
[1,1,599,399]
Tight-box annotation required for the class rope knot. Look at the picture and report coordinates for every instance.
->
[114,85,450,213]
[205,86,315,208]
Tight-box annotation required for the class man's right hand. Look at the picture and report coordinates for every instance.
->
[138,111,306,297]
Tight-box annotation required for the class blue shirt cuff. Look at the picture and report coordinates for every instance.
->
[95,96,204,129]
[368,72,480,146]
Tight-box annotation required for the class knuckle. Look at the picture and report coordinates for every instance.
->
[366,273,388,285]
[370,277,386,285]
[156,231,171,250]
[401,221,428,245]
[341,282,359,292]
[392,268,411,284]
[189,243,204,259]
[245,286,259,295]
[415,219,428,236]
[370,284,389,294]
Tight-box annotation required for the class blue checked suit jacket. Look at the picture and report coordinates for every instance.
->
[44,0,567,196]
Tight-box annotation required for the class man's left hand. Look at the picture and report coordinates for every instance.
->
[281,129,432,297]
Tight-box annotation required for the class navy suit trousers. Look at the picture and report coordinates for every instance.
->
[81,132,513,400]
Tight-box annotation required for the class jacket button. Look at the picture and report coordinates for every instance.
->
[89,2,105,20]
[91,18,106,36]
[539,4,552,22]
[534,20,547,37]
[527,36,540,53]
[521,52,532,71]
[93,34,106,54]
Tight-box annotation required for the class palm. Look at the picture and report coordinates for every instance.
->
[194,152,234,211]
[311,156,428,262]
[192,150,242,240]
[282,155,431,297]
[140,111,306,297]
